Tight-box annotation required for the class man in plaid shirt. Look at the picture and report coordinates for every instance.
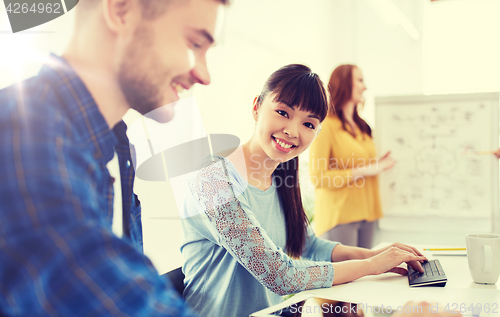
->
[0,0,227,315]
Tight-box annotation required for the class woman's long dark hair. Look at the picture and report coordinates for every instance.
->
[328,64,372,137]
[257,64,328,258]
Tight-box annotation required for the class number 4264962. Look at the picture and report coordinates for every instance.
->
[5,2,62,14]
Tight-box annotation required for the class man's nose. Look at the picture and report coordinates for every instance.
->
[191,59,211,86]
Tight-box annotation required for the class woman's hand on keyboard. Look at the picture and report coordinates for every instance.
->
[373,242,427,263]
[367,246,427,276]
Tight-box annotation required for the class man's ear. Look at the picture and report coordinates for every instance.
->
[102,0,141,34]
[252,96,260,121]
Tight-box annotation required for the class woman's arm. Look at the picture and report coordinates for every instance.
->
[352,151,396,178]
[309,125,395,189]
[185,158,334,296]
[301,226,339,262]
[330,244,375,262]
[330,243,427,285]
[331,243,426,265]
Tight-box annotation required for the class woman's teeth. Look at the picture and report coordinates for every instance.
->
[275,138,293,149]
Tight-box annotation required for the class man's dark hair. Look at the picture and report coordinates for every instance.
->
[79,0,229,20]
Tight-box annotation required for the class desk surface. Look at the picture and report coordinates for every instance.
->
[252,243,500,317]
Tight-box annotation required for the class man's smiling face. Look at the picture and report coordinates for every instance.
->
[118,0,221,122]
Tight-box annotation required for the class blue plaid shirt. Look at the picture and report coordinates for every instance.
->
[0,54,197,316]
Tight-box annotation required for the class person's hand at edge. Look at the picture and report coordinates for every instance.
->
[494,149,500,159]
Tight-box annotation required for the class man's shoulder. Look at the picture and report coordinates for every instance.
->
[0,75,76,141]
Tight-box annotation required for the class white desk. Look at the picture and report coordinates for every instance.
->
[252,244,500,317]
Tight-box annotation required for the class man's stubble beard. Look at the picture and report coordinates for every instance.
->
[117,23,171,118]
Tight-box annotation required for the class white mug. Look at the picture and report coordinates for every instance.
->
[466,233,500,284]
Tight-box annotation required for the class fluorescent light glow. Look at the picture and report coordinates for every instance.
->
[423,0,500,94]
[0,33,48,83]
[365,0,420,41]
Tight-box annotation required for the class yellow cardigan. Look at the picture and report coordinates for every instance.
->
[309,115,383,236]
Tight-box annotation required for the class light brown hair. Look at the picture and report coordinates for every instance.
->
[328,64,372,138]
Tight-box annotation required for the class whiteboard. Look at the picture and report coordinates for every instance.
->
[375,93,499,233]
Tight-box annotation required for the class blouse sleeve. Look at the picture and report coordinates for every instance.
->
[301,226,339,262]
[184,157,334,296]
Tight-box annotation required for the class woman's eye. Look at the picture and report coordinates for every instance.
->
[304,122,315,129]
[276,110,289,118]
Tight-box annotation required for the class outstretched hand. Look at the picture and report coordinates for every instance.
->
[355,151,396,177]
[379,151,396,171]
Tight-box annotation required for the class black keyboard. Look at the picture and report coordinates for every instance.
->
[407,259,447,287]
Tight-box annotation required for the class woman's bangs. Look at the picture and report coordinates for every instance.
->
[272,74,328,122]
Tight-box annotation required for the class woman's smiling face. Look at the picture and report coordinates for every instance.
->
[253,93,321,163]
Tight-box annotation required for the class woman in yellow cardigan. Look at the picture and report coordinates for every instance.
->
[309,64,395,248]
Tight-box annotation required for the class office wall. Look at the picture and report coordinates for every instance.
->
[312,0,421,129]
[423,0,500,94]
